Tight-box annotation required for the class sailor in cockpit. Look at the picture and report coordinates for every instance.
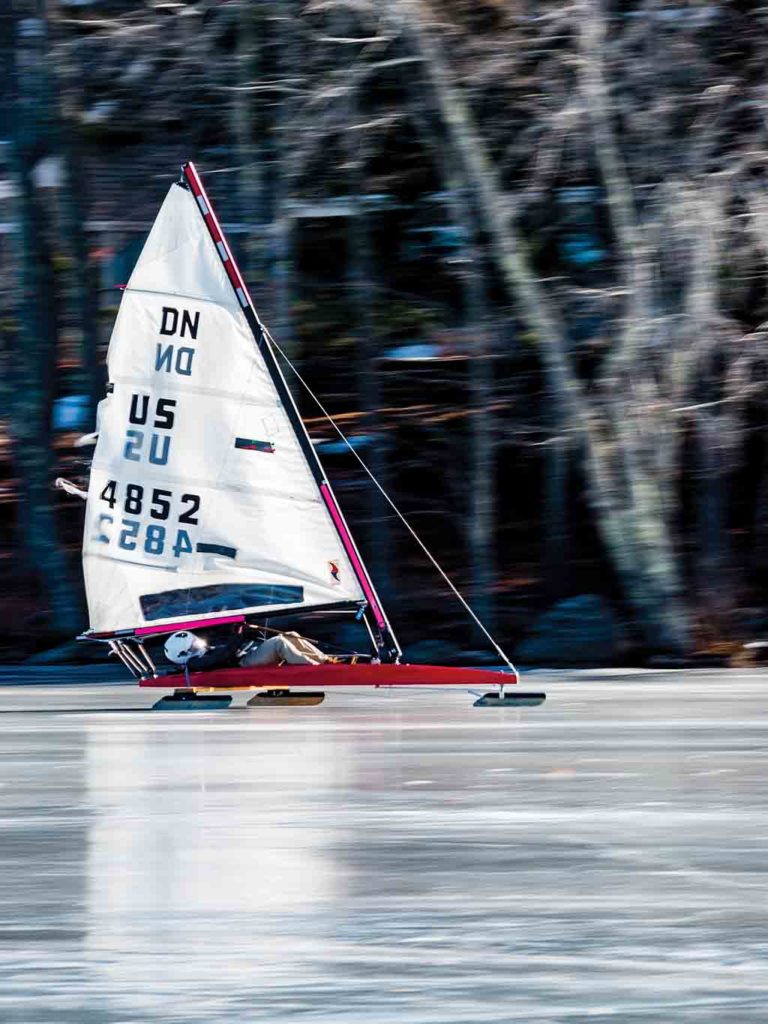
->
[239,631,329,667]
[164,626,329,670]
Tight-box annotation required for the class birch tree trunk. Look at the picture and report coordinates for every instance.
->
[400,0,692,652]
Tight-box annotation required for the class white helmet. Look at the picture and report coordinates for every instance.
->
[164,630,208,666]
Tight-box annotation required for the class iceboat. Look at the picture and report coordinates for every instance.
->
[74,163,544,710]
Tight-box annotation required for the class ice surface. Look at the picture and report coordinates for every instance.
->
[0,668,767,1022]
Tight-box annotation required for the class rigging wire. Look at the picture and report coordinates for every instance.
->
[263,327,518,675]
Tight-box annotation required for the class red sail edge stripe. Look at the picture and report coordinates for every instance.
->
[184,165,253,305]
[320,483,387,631]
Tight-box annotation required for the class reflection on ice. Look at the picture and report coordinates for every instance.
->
[0,674,767,1021]
[84,724,345,1017]
[86,728,341,916]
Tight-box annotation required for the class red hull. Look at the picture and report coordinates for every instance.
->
[139,663,516,690]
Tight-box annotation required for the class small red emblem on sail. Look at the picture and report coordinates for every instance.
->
[235,437,275,453]
[329,560,341,585]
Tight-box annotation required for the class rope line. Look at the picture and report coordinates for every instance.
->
[264,327,517,674]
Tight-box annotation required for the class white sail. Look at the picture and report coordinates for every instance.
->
[83,181,366,634]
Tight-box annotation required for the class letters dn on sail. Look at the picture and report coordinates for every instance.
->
[122,304,198,466]
[156,305,198,377]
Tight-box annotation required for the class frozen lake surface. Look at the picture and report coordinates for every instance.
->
[0,668,767,1022]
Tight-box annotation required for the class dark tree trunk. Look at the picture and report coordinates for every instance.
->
[407,100,500,634]
[231,0,264,288]
[345,121,394,606]
[48,0,102,423]
[753,439,768,575]
[266,0,297,356]
[461,269,497,633]
[544,435,570,600]
[0,0,81,635]
[696,414,729,623]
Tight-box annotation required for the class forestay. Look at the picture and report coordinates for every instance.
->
[83,181,366,634]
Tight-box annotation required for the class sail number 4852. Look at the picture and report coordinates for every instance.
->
[99,480,200,523]
[94,481,200,559]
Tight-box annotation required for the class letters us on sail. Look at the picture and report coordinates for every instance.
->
[83,183,364,633]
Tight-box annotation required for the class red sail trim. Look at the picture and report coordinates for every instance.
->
[85,600,364,641]
[87,613,247,640]
[183,165,253,309]
[320,482,387,631]
[135,614,245,636]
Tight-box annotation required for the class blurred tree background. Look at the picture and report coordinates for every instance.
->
[2,0,768,664]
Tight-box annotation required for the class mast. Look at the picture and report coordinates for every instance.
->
[180,162,401,661]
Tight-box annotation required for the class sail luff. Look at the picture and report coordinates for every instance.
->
[180,162,400,659]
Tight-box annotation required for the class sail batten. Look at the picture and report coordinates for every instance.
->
[123,286,240,309]
[82,169,379,637]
